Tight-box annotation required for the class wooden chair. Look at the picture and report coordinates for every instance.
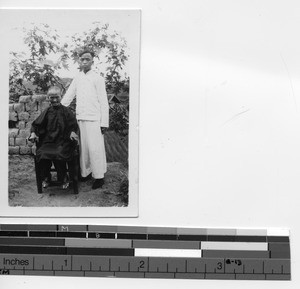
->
[32,141,80,194]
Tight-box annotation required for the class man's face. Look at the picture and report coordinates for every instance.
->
[48,93,61,107]
[79,52,93,72]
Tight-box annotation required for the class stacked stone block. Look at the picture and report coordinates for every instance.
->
[8,95,49,155]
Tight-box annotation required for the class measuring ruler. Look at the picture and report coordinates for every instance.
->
[0,224,291,280]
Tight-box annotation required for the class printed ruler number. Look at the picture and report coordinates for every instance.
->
[217,262,223,270]
[139,260,145,269]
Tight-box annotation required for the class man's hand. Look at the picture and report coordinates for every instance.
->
[28,132,39,142]
[70,131,79,142]
[101,127,108,134]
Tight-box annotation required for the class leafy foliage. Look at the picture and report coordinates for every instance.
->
[109,103,129,135]
[9,22,130,136]
[9,22,129,99]
[9,24,69,99]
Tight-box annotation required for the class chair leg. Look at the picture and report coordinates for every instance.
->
[68,159,79,194]
[34,157,43,194]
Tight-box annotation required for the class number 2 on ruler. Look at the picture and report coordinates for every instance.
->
[139,260,145,269]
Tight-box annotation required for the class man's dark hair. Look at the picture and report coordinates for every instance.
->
[78,48,95,58]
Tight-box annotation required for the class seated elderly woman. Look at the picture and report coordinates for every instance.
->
[29,86,79,191]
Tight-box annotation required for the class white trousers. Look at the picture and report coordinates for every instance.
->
[78,120,107,179]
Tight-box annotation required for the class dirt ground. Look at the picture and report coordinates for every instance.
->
[8,155,128,207]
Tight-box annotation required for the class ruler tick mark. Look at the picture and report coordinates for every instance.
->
[0,224,291,281]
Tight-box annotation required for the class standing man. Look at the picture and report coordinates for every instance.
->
[61,49,109,190]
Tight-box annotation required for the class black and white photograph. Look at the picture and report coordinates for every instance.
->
[1,9,140,216]
[1,1,300,289]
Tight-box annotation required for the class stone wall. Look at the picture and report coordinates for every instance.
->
[9,95,49,155]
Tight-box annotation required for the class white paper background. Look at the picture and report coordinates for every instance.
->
[1,0,300,288]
